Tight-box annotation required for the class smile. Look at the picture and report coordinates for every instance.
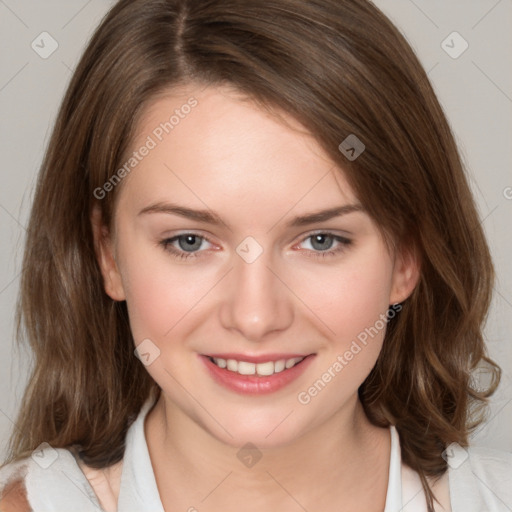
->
[209,356,305,376]
[200,353,315,395]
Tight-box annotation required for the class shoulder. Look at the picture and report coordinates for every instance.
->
[0,446,103,511]
[0,478,31,512]
[1,481,30,512]
[466,444,512,480]
[0,460,30,512]
[466,444,512,486]
[467,443,512,465]
[448,443,512,510]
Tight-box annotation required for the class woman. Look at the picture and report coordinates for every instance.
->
[1,0,510,511]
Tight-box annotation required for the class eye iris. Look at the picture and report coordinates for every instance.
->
[178,235,202,252]
[311,234,333,251]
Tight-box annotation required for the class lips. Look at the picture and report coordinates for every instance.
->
[200,353,315,395]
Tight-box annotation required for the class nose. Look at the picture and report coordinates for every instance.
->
[219,246,294,342]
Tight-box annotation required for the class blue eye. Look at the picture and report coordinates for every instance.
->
[299,232,352,259]
[159,234,212,260]
[159,231,352,261]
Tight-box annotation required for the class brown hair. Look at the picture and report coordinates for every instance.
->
[3,0,500,510]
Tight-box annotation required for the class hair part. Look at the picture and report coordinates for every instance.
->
[4,1,500,510]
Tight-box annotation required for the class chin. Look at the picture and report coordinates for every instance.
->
[198,406,313,451]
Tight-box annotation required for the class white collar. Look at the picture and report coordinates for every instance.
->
[117,396,164,511]
[116,397,415,512]
[384,422,404,511]
[16,395,446,511]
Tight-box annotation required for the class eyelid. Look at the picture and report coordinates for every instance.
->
[296,228,352,241]
[291,228,350,246]
[161,230,216,245]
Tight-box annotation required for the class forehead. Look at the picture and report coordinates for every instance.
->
[117,84,358,221]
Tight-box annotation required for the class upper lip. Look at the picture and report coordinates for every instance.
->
[203,353,313,363]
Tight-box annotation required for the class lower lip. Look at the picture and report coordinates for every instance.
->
[200,354,315,395]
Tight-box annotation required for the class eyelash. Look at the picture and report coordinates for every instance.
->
[159,231,352,261]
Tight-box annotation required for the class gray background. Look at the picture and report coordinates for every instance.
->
[0,0,511,460]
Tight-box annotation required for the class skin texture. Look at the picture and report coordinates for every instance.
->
[93,84,420,511]
[0,477,31,512]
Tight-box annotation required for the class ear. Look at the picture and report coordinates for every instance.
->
[389,242,420,305]
[91,205,126,301]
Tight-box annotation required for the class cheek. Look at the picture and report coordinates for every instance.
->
[291,242,394,354]
[292,250,394,414]
[116,236,211,344]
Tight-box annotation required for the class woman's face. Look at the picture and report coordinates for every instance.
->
[94,85,418,448]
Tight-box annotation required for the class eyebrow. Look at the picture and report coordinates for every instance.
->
[137,202,365,228]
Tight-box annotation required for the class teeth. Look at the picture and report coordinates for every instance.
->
[238,361,256,375]
[256,361,274,376]
[215,358,227,369]
[212,357,304,376]
[274,360,286,373]
[285,358,297,369]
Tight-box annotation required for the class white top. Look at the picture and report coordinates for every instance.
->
[1,396,511,511]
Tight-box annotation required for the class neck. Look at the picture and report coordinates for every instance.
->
[145,393,391,512]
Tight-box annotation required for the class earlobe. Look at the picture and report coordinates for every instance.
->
[91,206,126,301]
[389,244,421,305]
